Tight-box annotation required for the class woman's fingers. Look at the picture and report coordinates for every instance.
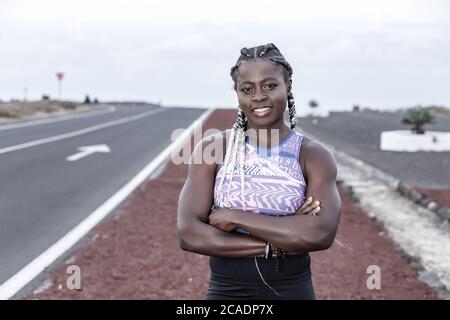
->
[311,205,321,216]
[297,197,313,214]
[297,197,321,215]
[305,202,321,215]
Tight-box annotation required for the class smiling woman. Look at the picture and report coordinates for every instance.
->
[177,43,342,300]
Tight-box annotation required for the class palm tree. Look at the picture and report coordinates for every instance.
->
[402,105,434,134]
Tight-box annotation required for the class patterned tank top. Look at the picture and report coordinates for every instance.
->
[213,129,307,217]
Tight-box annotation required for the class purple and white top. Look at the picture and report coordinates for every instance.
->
[214,129,307,217]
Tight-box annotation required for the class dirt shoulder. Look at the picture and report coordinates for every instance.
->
[25,109,437,299]
[0,101,107,124]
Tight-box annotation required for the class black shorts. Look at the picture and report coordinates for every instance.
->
[205,253,315,300]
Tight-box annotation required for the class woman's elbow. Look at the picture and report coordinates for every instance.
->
[294,226,336,252]
[309,210,341,251]
[177,222,210,254]
[316,234,334,250]
[178,233,191,252]
[313,228,336,251]
[177,224,196,252]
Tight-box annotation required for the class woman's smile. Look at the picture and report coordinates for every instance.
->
[251,106,273,117]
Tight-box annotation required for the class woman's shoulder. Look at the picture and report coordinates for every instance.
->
[191,129,229,166]
[299,134,337,175]
[300,135,331,156]
[208,129,237,146]
[195,129,230,148]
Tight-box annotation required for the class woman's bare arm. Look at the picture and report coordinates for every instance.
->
[209,139,342,253]
[177,133,266,258]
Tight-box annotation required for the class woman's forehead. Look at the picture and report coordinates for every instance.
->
[236,59,284,82]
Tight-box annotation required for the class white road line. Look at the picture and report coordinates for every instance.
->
[0,108,167,155]
[0,107,214,300]
[0,105,117,131]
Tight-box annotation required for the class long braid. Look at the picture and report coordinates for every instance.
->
[216,126,235,207]
[287,91,297,129]
[226,111,246,197]
[238,128,246,211]
[227,126,240,195]
[217,109,247,207]
[235,110,247,210]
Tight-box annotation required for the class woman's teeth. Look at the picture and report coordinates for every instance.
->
[253,107,271,113]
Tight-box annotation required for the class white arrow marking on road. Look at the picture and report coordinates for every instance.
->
[0,108,214,300]
[66,144,110,161]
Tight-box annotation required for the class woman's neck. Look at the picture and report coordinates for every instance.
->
[246,122,291,148]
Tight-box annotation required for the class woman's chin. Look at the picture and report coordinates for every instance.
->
[248,116,278,129]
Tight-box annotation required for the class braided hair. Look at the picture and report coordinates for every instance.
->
[216,43,297,210]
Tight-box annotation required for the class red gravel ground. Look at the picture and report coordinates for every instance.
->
[413,187,450,209]
[26,109,437,300]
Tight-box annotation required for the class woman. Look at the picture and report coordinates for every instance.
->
[177,43,342,299]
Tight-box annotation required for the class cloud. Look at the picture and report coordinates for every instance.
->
[1,0,449,109]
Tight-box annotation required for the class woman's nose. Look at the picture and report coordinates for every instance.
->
[252,88,268,101]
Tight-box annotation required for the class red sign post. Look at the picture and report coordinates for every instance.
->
[56,72,64,100]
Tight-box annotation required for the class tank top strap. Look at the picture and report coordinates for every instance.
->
[278,129,303,161]
[293,130,305,162]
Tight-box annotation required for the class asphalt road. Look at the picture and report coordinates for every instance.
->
[297,110,450,188]
[0,104,205,285]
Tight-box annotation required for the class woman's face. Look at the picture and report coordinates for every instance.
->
[235,58,290,130]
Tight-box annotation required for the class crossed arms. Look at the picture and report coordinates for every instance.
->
[176,134,342,258]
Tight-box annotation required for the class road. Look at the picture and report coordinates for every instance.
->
[0,103,205,285]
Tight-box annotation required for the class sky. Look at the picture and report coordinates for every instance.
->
[1,0,449,113]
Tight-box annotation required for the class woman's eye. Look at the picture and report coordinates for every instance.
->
[240,84,277,94]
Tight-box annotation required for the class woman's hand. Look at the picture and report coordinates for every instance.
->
[295,196,321,215]
[208,208,237,232]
